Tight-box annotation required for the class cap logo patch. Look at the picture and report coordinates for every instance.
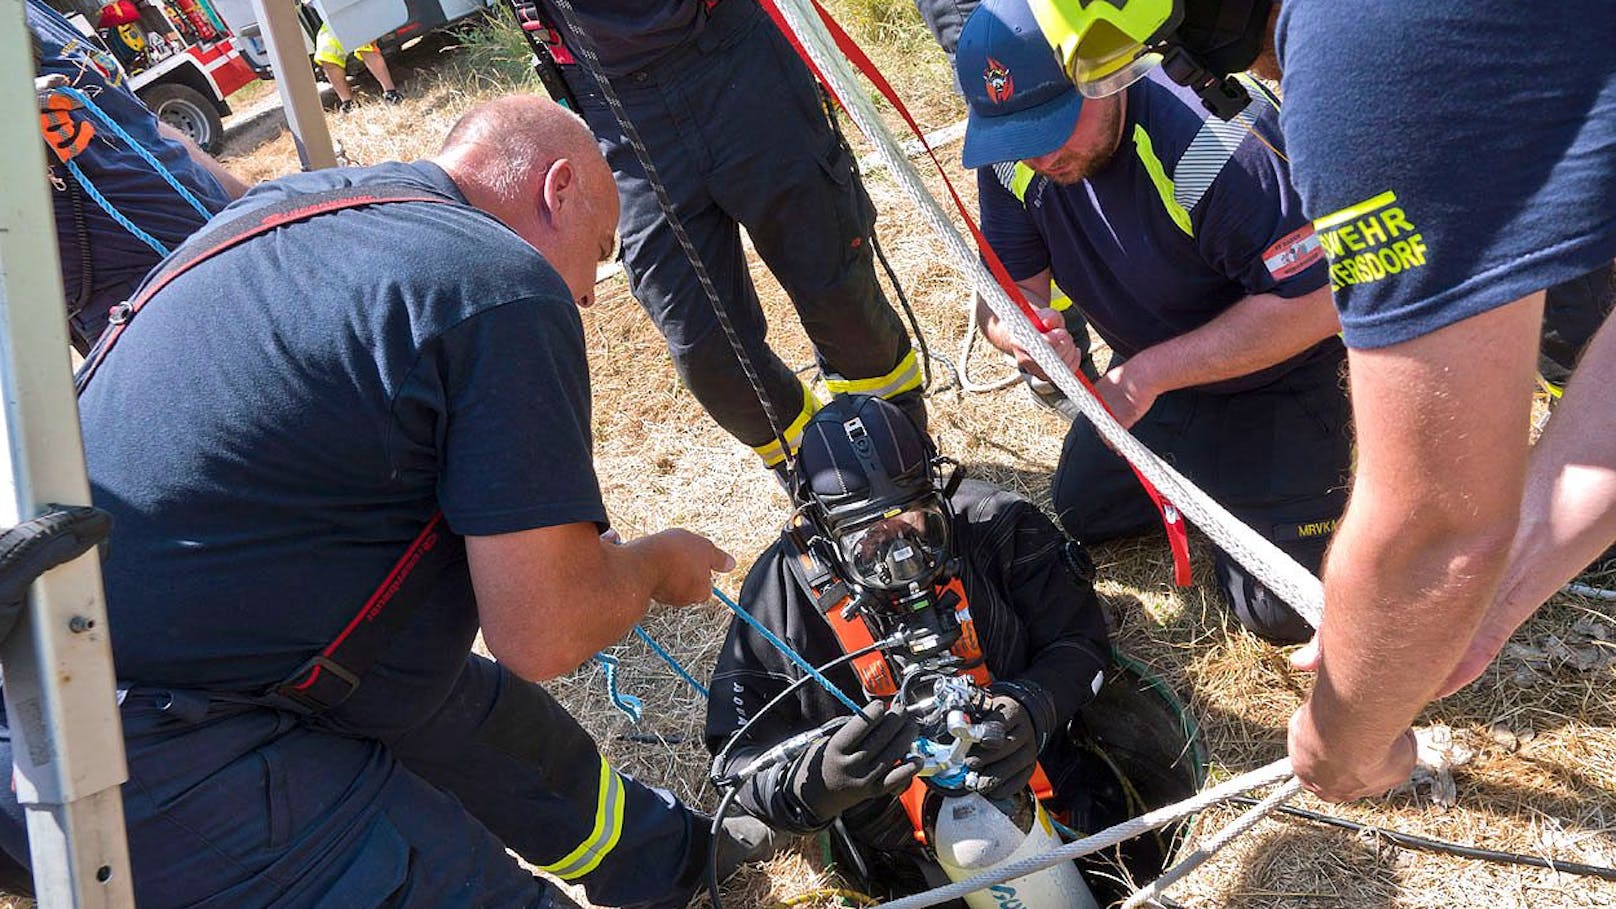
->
[984,57,1014,104]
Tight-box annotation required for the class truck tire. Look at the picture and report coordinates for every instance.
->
[140,83,225,155]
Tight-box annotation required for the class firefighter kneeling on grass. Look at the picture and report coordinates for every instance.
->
[705,395,1196,906]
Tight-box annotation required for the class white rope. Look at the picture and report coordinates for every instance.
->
[767,0,1325,629]
[957,300,1023,393]
[1563,582,1616,601]
[858,117,968,172]
[868,759,1296,909]
[1120,777,1305,909]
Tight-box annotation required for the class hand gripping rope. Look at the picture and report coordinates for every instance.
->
[544,2,1320,903]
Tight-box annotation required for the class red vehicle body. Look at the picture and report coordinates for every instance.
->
[49,0,258,152]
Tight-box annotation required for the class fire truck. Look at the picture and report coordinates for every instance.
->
[48,0,259,153]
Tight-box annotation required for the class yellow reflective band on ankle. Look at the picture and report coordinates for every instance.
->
[1132,125,1192,237]
[540,756,626,880]
[823,351,922,400]
[752,382,823,467]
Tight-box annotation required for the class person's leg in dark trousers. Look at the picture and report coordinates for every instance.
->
[1050,386,1201,544]
[566,24,820,466]
[0,691,570,909]
[1198,351,1353,643]
[1540,261,1615,387]
[702,17,926,432]
[388,656,707,909]
[1051,350,1351,643]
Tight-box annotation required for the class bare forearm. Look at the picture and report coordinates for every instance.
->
[1292,296,1542,800]
[471,524,726,681]
[1127,286,1338,394]
[158,122,248,199]
[1314,497,1512,744]
[1458,313,1616,675]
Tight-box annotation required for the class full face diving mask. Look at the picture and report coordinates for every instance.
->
[832,497,951,592]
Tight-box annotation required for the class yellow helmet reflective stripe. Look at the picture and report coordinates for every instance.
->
[1027,0,1181,93]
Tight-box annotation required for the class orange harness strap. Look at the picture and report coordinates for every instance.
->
[783,527,1054,843]
[40,92,95,164]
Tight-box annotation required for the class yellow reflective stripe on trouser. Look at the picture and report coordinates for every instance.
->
[752,382,823,467]
[540,756,626,880]
[1131,124,1193,237]
[824,350,922,399]
[1049,285,1073,312]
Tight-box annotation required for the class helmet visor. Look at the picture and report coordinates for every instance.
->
[835,502,950,591]
[1074,49,1163,98]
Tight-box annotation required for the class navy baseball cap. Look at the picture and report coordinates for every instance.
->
[957,0,1085,170]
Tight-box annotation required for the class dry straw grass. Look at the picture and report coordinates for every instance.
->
[205,6,1616,908]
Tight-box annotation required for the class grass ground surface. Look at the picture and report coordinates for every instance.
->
[197,6,1616,907]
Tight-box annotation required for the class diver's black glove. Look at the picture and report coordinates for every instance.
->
[966,684,1047,800]
[785,701,922,825]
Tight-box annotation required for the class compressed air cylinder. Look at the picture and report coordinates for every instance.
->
[929,790,1100,909]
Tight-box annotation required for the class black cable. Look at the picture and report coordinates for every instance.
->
[710,639,887,787]
[816,86,934,394]
[546,0,796,470]
[708,786,741,909]
[1229,797,1616,882]
[872,231,933,393]
[704,639,898,909]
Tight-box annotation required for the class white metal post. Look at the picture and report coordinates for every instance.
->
[252,0,337,169]
[0,1,136,906]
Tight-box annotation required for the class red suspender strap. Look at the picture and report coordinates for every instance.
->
[74,185,470,715]
[755,0,1193,585]
[274,510,467,714]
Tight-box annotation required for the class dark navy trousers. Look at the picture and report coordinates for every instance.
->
[0,655,705,908]
[562,0,925,464]
[1052,347,1353,643]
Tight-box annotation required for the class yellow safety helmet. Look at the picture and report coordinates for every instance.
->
[1028,0,1271,119]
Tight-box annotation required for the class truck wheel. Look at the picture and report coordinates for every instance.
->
[140,83,225,155]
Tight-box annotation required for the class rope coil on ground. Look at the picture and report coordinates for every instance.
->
[869,759,1297,909]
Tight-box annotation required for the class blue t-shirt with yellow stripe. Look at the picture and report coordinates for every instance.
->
[979,70,1333,393]
[1276,0,1616,349]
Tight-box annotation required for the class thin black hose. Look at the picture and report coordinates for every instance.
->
[871,231,933,393]
[710,639,887,786]
[1229,797,1616,882]
[705,639,900,909]
[817,86,933,394]
[708,786,741,909]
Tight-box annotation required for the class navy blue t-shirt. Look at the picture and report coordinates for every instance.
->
[28,0,232,305]
[979,71,1332,393]
[1277,0,1616,349]
[78,161,604,693]
[540,0,704,76]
